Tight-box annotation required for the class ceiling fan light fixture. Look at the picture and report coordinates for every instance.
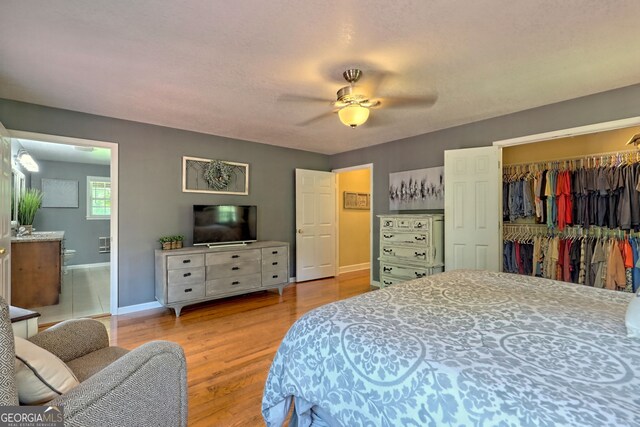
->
[338,104,369,128]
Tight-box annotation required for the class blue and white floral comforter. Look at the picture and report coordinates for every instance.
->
[262,270,640,426]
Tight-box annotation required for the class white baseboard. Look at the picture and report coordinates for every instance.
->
[117,301,163,315]
[289,276,296,283]
[338,262,370,275]
[65,262,110,270]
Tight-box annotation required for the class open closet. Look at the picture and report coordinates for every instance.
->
[501,125,640,293]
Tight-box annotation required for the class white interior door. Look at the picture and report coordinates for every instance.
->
[444,146,501,271]
[295,169,336,282]
[0,121,11,302]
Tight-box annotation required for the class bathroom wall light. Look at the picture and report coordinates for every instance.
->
[17,149,39,172]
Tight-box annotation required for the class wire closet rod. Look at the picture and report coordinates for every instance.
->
[504,148,640,168]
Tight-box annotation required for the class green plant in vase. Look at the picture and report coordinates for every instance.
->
[17,188,43,234]
[159,236,173,250]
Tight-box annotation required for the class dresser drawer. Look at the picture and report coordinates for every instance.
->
[380,263,442,281]
[380,245,432,263]
[381,231,430,246]
[262,246,287,258]
[262,254,287,271]
[206,260,261,278]
[167,283,205,303]
[380,262,430,280]
[412,218,431,231]
[380,275,405,287]
[167,267,205,286]
[206,249,260,265]
[380,218,396,229]
[262,269,288,287]
[167,254,204,270]
[206,273,261,295]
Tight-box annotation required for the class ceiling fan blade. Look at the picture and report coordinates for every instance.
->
[278,94,334,104]
[380,93,438,109]
[296,110,337,126]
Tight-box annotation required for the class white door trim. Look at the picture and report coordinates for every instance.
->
[493,116,640,147]
[8,130,119,315]
[332,163,374,282]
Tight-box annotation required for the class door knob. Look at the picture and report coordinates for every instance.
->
[0,248,5,254]
[297,229,303,234]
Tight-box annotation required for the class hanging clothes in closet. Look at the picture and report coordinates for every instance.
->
[503,225,640,293]
[503,152,640,231]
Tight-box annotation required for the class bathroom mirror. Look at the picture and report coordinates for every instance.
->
[11,167,25,222]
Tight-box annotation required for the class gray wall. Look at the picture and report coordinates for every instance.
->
[0,99,330,307]
[330,83,640,280]
[31,160,111,266]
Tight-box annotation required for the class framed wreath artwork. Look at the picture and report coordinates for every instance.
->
[182,156,249,195]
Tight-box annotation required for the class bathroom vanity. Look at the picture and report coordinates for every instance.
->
[11,231,64,309]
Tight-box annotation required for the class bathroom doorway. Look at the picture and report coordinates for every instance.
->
[9,130,118,324]
[333,164,373,278]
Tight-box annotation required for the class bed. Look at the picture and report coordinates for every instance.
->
[262,270,640,426]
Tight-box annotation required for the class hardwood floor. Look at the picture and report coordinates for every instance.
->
[106,270,372,426]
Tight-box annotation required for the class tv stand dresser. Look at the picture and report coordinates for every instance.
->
[155,241,289,316]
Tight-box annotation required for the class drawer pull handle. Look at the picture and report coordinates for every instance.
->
[231,255,240,259]
[272,274,278,279]
[414,236,426,241]
[384,280,392,285]
[232,281,240,285]
[415,223,423,228]
[183,272,191,277]
[415,251,426,257]
[232,266,240,271]
[183,259,191,264]
[415,272,425,278]
[383,248,393,254]
[272,262,278,265]
[184,288,192,293]
[272,250,278,254]
[383,266,392,272]
[383,234,393,239]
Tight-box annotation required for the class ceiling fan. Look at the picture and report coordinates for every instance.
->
[282,68,438,128]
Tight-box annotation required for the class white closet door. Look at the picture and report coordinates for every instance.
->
[444,146,502,271]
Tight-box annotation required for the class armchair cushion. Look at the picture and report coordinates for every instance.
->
[14,336,79,404]
[66,346,129,382]
[28,319,109,363]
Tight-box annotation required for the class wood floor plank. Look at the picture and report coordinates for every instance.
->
[106,270,372,426]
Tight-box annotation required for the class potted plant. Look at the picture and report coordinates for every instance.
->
[174,235,184,249]
[159,236,173,250]
[17,188,43,234]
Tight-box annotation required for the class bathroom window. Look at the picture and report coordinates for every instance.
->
[87,176,111,220]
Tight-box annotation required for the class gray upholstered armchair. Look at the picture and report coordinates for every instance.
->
[0,297,188,426]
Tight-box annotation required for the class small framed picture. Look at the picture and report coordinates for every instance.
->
[344,192,370,210]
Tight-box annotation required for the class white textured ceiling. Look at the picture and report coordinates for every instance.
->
[1,1,640,155]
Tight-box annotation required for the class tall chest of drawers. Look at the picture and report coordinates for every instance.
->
[378,214,444,287]
[155,241,289,316]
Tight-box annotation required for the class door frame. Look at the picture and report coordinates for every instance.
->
[493,116,640,148]
[8,130,119,315]
[331,163,374,279]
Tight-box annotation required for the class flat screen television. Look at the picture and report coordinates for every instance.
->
[193,205,257,246]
